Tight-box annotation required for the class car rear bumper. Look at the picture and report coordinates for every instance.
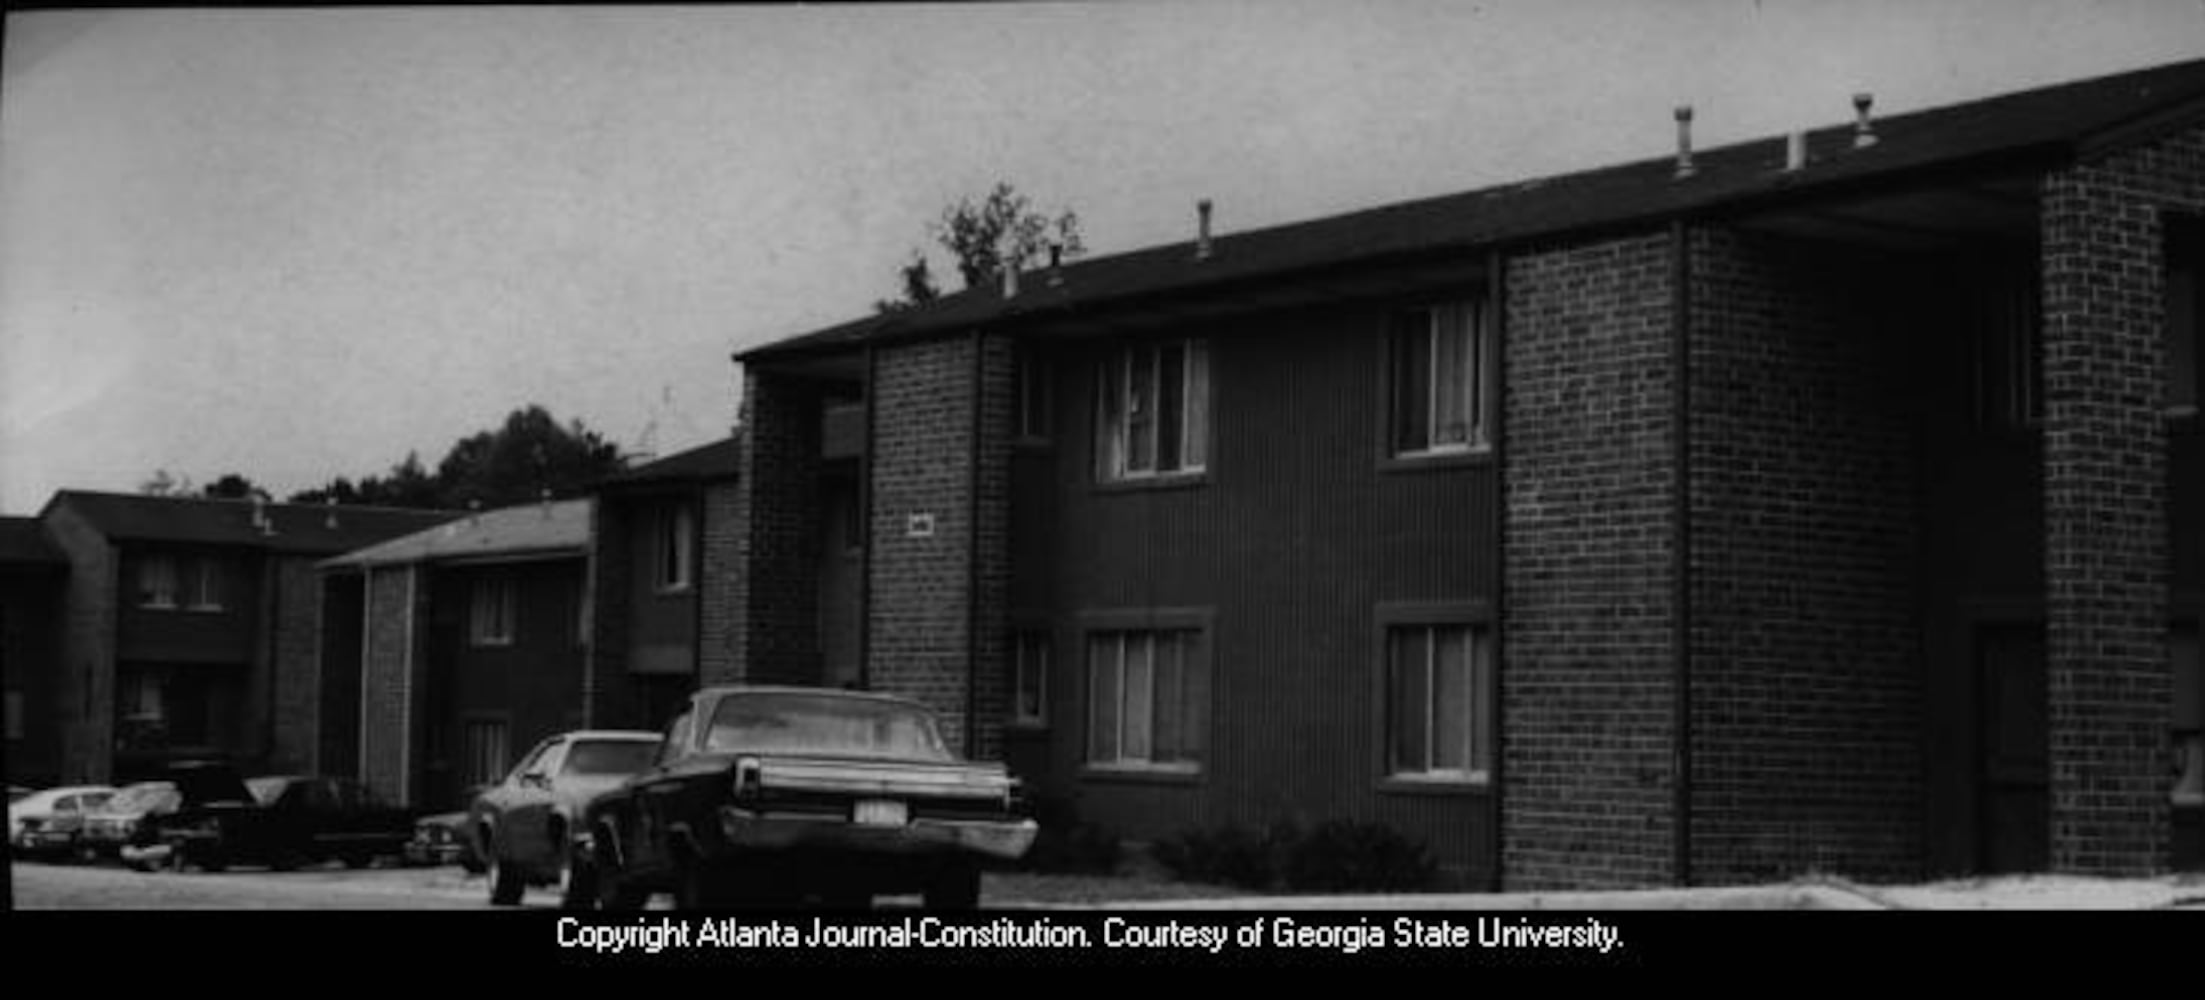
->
[714,806,1038,861]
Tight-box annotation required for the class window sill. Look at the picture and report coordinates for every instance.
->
[469,639,516,649]
[1377,447,1492,475]
[653,584,695,597]
[139,602,178,611]
[1377,773,1492,797]
[1092,471,1209,495]
[1079,763,1203,786]
[186,604,226,614]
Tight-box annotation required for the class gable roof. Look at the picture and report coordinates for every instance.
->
[41,491,460,557]
[0,516,65,567]
[601,435,740,489]
[320,498,592,570]
[742,56,2205,362]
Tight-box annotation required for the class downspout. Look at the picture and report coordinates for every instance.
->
[965,330,984,758]
[1669,219,1694,887]
[859,344,878,691]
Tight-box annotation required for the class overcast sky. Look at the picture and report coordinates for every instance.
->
[4,1,2203,514]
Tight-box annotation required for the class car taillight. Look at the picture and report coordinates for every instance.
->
[731,756,763,801]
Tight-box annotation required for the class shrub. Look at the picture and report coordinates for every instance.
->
[1277,818,1438,893]
[1017,794,1123,875]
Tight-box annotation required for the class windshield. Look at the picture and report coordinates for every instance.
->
[247,778,289,805]
[560,740,658,777]
[704,692,952,761]
[106,782,180,814]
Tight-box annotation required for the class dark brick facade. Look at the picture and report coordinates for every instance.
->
[862,335,1013,758]
[1685,228,1925,883]
[727,372,825,687]
[43,504,118,783]
[1501,233,1679,890]
[267,555,323,774]
[2038,121,2205,874]
[699,478,743,687]
[360,565,427,805]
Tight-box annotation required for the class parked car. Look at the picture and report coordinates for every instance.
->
[141,774,421,872]
[78,781,183,862]
[9,785,39,805]
[405,811,486,872]
[580,685,1039,911]
[472,730,660,907]
[113,760,264,870]
[9,785,116,860]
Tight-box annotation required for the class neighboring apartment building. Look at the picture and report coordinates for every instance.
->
[320,498,593,811]
[24,491,455,786]
[2,517,69,786]
[722,58,2205,888]
[585,436,741,733]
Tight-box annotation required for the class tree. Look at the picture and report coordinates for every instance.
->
[200,473,264,500]
[139,468,192,497]
[288,406,626,511]
[878,182,1085,311]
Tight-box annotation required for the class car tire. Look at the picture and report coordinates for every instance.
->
[488,840,525,907]
[560,847,598,910]
[923,861,981,911]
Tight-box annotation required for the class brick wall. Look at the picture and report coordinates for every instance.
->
[865,335,1012,758]
[267,555,322,774]
[585,498,629,728]
[699,478,743,687]
[360,565,426,806]
[728,373,824,686]
[43,503,116,783]
[2038,122,2205,874]
[1501,232,1679,890]
[1686,227,1924,883]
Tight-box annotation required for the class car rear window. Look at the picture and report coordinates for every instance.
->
[561,740,658,776]
[704,693,952,761]
[107,783,179,813]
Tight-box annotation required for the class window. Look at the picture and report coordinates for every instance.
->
[184,557,223,611]
[1384,621,1493,783]
[658,708,694,766]
[2169,217,2201,417]
[1095,339,1209,481]
[1086,628,1205,770]
[1969,270,2042,430]
[1016,349,1052,441]
[1390,300,1492,456]
[1010,630,1049,728]
[469,573,515,647]
[138,555,178,609]
[4,689,20,742]
[463,719,511,790]
[655,504,695,592]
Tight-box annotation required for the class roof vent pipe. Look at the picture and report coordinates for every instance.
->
[1046,242,1064,287]
[1195,199,1214,260]
[1673,106,1696,179]
[1852,92,1878,148]
[324,497,339,531]
[1001,259,1020,299]
[1785,131,1808,171]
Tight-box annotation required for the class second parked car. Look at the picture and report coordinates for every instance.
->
[470,730,661,907]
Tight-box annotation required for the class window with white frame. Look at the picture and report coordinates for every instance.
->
[1010,630,1049,727]
[1390,300,1492,456]
[1016,349,1052,442]
[1094,339,1209,481]
[137,554,179,609]
[1086,628,1205,769]
[655,504,695,592]
[183,557,223,611]
[469,573,516,647]
[1384,621,1493,783]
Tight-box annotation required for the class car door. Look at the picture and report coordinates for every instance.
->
[478,737,554,855]
[503,737,569,874]
[629,709,694,878]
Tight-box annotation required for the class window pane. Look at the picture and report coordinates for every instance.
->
[1434,305,1470,447]
[1128,348,1156,473]
[2171,224,2199,410]
[1157,343,1185,472]
[1184,341,1209,470]
[1123,635,1154,761]
[1153,632,1183,761]
[1433,626,1470,771]
[2175,624,2200,731]
[1471,630,1494,774]
[1468,303,1490,447]
[1088,635,1119,761]
[1393,318,1432,453]
[1095,358,1125,479]
[1390,627,1430,773]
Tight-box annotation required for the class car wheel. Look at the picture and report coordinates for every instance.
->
[488,838,525,907]
[923,861,981,911]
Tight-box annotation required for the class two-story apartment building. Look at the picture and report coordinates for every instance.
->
[320,498,594,810]
[2,516,69,786]
[719,58,2205,889]
[25,491,455,786]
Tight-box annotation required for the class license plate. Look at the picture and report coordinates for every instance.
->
[853,799,907,827]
